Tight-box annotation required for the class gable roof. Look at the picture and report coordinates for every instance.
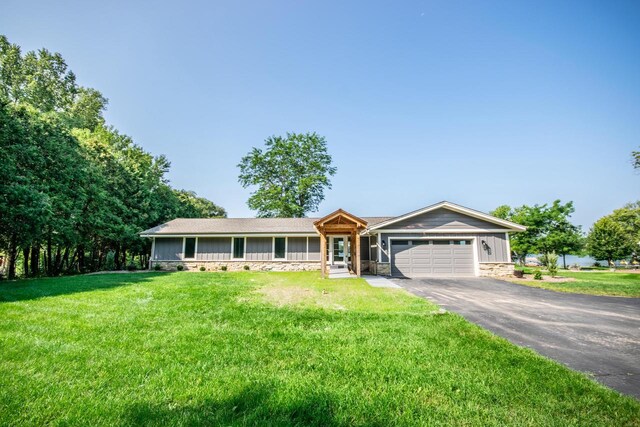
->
[365,201,526,232]
[313,209,368,228]
[139,216,394,236]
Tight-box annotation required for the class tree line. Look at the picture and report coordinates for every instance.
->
[492,200,639,268]
[0,35,225,279]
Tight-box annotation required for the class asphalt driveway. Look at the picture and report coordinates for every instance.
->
[394,277,640,399]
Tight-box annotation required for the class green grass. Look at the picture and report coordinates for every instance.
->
[513,268,640,297]
[1,272,638,426]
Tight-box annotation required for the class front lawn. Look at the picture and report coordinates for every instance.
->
[1,272,638,426]
[511,269,640,297]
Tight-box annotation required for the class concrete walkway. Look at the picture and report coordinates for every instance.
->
[363,275,402,288]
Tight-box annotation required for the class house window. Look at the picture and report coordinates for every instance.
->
[454,240,472,245]
[274,237,286,259]
[233,237,245,259]
[433,240,451,245]
[184,238,196,259]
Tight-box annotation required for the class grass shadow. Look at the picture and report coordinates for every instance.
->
[0,272,171,303]
[125,384,357,427]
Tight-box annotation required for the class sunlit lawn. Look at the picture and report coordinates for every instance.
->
[1,272,638,426]
[513,268,640,297]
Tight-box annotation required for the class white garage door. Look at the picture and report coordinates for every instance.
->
[391,239,475,277]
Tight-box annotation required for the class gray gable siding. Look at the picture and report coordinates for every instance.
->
[246,237,273,261]
[154,238,183,260]
[381,208,502,231]
[196,237,231,261]
[378,232,509,263]
[476,233,508,262]
[308,237,321,261]
[287,237,307,261]
[360,236,370,261]
[369,235,378,262]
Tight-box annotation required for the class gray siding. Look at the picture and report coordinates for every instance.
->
[369,235,378,261]
[287,237,307,261]
[246,237,272,261]
[196,237,231,261]
[308,237,321,261]
[383,208,501,231]
[476,233,509,262]
[154,238,183,260]
[378,232,509,263]
[360,236,370,261]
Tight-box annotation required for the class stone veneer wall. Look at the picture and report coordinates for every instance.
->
[152,260,321,272]
[368,262,390,276]
[478,262,515,277]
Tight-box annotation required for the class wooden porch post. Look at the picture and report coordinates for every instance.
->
[320,231,327,278]
[355,232,361,277]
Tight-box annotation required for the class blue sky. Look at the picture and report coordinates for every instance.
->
[3,0,639,228]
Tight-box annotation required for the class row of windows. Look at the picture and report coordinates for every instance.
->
[392,240,472,246]
[182,237,288,260]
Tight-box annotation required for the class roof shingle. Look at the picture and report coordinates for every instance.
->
[140,217,394,235]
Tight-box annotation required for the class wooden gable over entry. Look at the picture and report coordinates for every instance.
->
[313,209,368,278]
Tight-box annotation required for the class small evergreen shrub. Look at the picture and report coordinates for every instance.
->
[533,270,543,280]
[153,264,162,271]
[176,265,184,271]
[244,265,250,271]
[126,263,137,271]
[220,265,227,271]
[199,266,206,272]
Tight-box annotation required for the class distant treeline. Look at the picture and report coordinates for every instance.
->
[0,35,225,279]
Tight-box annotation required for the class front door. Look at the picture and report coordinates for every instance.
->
[331,236,348,265]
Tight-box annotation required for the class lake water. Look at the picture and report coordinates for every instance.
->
[525,254,610,267]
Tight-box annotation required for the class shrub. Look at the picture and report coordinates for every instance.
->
[153,264,162,271]
[220,265,227,271]
[199,266,206,272]
[533,270,543,280]
[513,269,524,278]
[126,263,137,271]
[593,262,601,267]
[545,252,558,277]
[176,265,184,271]
[243,265,250,271]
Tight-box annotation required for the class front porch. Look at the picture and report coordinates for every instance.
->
[313,209,368,278]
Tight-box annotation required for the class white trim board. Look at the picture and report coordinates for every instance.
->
[364,228,516,234]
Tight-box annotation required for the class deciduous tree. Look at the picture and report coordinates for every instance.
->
[238,132,337,217]
[586,217,635,266]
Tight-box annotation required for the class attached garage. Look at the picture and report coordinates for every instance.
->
[390,239,475,277]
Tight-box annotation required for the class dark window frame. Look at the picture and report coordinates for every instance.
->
[184,237,196,259]
[274,237,286,259]
[233,237,245,259]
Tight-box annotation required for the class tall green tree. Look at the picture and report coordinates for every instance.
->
[238,132,337,217]
[490,200,583,266]
[173,190,227,218]
[586,217,635,266]
[633,148,639,170]
[608,202,640,261]
[0,35,226,278]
